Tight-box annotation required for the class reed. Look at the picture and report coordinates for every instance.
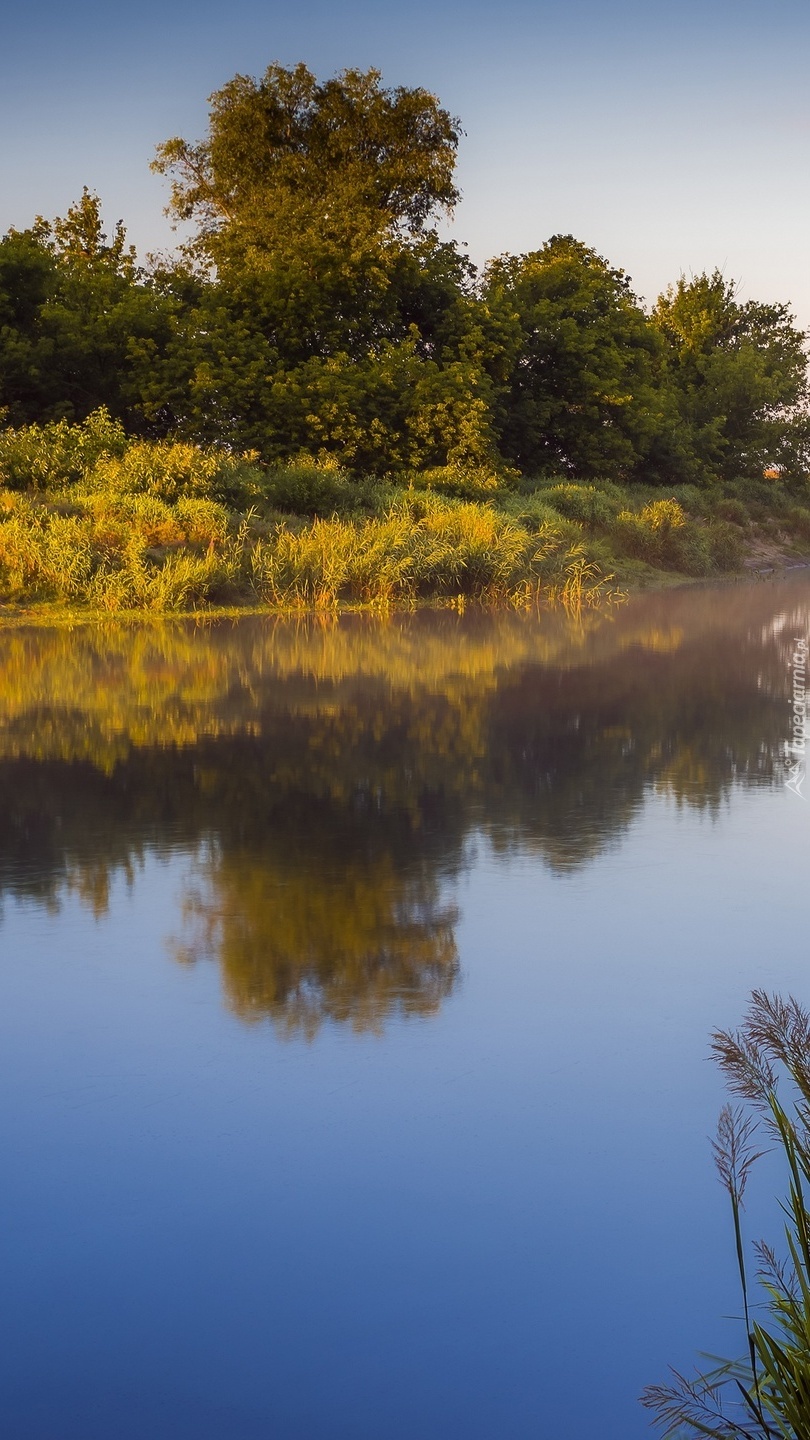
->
[643,991,810,1440]
[1,487,611,613]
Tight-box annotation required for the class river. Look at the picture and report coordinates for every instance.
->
[1,574,808,1438]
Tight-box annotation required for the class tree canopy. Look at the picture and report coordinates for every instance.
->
[652,271,810,480]
[152,63,461,251]
[1,62,808,488]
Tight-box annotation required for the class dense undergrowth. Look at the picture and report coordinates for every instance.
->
[0,412,807,613]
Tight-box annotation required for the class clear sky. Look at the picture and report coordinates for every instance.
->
[3,0,809,323]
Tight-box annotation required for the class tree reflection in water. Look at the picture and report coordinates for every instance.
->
[0,576,807,1033]
[176,846,459,1037]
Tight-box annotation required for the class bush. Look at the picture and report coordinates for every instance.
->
[543,481,625,526]
[0,410,128,491]
[707,519,747,571]
[0,486,615,612]
[500,490,579,537]
[725,477,792,518]
[787,505,810,543]
[408,464,515,501]
[714,497,750,526]
[664,525,713,575]
[666,484,709,517]
[0,488,247,608]
[609,499,719,575]
[256,456,386,517]
[86,441,258,506]
[249,494,602,609]
[611,499,680,563]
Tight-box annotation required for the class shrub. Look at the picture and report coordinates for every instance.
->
[408,464,515,501]
[249,494,600,609]
[86,441,257,506]
[0,484,618,613]
[726,477,792,518]
[0,489,247,608]
[499,490,581,538]
[609,499,718,575]
[663,524,713,576]
[255,456,387,517]
[88,543,240,611]
[543,482,625,526]
[638,498,688,532]
[707,519,747,571]
[714,497,750,526]
[787,506,810,543]
[0,410,128,491]
[667,484,709,517]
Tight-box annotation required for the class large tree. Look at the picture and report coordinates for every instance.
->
[152,63,463,363]
[151,63,500,470]
[483,236,687,482]
[652,271,810,482]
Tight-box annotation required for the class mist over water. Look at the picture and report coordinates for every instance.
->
[1,575,809,1438]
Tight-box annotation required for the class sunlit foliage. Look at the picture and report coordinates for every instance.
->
[2,65,807,484]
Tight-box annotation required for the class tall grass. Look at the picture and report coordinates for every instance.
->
[250,496,603,609]
[2,409,795,613]
[0,488,615,613]
[643,991,810,1439]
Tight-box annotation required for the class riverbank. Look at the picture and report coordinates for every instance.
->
[2,413,809,615]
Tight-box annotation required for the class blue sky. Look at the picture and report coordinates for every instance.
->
[3,0,809,323]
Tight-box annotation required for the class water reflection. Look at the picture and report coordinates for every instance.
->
[177,847,459,1037]
[1,575,807,1030]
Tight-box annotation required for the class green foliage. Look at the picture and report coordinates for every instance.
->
[258,457,386,517]
[500,491,572,534]
[1,61,809,533]
[714,497,750,526]
[542,481,625,525]
[483,235,686,483]
[0,192,178,430]
[6,412,810,605]
[0,409,259,506]
[85,440,258,506]
[407,463,513,500]
[145,64,514,473]
[611,499,716,575]
[0,489,242,609]
[152,63,461,258]
[249,493,604,608]
[643,992,810,1440]
[787,506,810,544]
[653,271,810,484]
[660,483,709,517]
[706,519,747,571]
[0,409,128,489]
[0,472,613,612]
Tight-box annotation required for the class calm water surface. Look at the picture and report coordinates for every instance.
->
[1,576,809,1438]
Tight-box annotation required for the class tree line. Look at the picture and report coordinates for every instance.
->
[1,62,808,486]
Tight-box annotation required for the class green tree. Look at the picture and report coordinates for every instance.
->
[152,62,463,366]
[0,190,178,431]
[152,63,498,471]
[483,235,688,482]
[652,271,810,483]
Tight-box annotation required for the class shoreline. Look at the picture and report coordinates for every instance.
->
[2,554,809,628]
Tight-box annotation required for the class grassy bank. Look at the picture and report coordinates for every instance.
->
[1,413,808,614]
